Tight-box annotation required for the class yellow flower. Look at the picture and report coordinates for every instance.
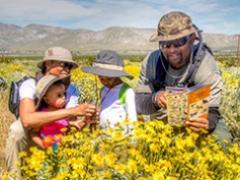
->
[127,159,138,174]
[104,153,117,167]
[92,153,104,167]
[18,151,27,158]
[115,163,127,174]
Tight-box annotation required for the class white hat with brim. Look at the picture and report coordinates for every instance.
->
[35,74,70,110]
[37,46,78,69]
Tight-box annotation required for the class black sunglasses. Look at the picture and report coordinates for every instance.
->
[160,36,190,49]
[60,62,73,69]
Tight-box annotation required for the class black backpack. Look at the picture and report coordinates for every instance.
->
[8,76,34,118]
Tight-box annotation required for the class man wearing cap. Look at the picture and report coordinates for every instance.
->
[5,47,97,179]
[135,11,232,141]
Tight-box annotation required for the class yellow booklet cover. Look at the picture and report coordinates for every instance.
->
[166,84,211,126]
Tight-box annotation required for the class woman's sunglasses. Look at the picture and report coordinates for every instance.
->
[59,62,73,69]
[159,36,190,49]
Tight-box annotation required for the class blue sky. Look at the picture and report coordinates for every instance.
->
[0,0,239,34]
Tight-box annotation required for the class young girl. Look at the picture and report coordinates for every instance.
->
[31,74,90,149]
[82,50,137,131]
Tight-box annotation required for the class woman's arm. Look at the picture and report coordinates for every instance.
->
[19,98,96,129]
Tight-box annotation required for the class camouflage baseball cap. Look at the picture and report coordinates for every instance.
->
[38,46,78,69]
[150,11,195,42]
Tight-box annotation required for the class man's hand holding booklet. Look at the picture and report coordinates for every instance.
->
[166,84,211,127]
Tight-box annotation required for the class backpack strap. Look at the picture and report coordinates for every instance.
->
[119,83,130,105]
[151,52,168,91]
[151,42,212,91]
[8,76,34,118]
[184,43,212,86]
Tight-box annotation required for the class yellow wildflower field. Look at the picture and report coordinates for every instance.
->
[0,56,239,179]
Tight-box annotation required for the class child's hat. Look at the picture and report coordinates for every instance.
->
[81,50,133,79]
[35,74,70,110]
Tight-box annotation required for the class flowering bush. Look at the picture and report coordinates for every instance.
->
[1,57,240,179]
[16,121,240,179]
[221,67,240,141]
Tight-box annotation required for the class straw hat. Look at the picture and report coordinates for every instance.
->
[38,46,78,69]
[35,74,70,110]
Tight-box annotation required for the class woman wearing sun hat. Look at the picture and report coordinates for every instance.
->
[5,46,97,179]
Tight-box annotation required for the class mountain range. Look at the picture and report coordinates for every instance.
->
[0,23,238,55]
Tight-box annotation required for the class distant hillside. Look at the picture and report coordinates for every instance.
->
[0,23,238,55]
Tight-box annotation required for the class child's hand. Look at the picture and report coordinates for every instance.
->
[89,108,100,131]
[85,107,100,124]
[71,103,97,117]
[69,119,87,130]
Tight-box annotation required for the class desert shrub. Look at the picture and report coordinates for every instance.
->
[221,67,240,143]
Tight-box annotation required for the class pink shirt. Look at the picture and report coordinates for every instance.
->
[39,108,69,137]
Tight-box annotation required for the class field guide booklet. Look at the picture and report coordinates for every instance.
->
[165,84,211,126]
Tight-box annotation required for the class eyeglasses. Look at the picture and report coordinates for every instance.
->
[159,36,190,49]
[59,62,73,69]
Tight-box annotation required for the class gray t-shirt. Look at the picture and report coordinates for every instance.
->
[165,64,189,86]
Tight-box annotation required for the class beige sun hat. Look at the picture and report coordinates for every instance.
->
[150,11,196,42]
[35,74,70,110]
[37,46,78,69]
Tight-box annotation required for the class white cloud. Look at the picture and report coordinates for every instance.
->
[0,0,239,34]
[0,0,99,21]
[64,0,163,29]
[175,0,219,13]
